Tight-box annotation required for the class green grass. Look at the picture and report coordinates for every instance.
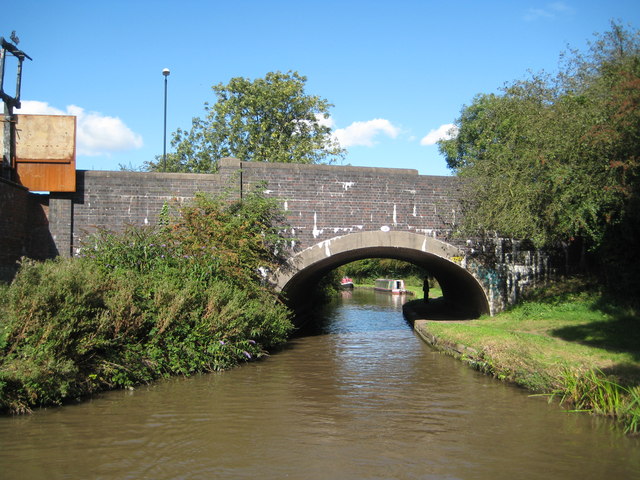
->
[410,277,640,434]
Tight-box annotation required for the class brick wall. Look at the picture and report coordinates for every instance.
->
[230,158,463,250]
[0,179,53,281]
[64,169,229,255]
[45,159,463,256]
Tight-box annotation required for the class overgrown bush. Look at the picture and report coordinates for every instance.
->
[84,187,292,286]
[0,189,294,414]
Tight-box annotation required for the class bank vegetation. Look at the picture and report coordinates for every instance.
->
[0,189,294,414]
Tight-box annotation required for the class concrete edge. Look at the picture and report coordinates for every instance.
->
[403,303,480,360]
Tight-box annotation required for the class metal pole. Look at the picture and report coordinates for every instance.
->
[1,45,12,180]
[2,102,11,180]
[162,68,170,171]
[1,36,32,181]
[1,43,9,179]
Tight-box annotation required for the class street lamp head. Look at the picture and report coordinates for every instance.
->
[162,68,170,77]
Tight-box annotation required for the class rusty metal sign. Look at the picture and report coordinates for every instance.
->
[14,114,75,163]
[0,114,77,191]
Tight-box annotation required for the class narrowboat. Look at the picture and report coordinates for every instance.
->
[340,277,354,289]
[374,278,408,295]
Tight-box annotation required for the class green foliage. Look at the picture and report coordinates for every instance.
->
[625,386,640,434]
[0,258,123,412]
[338,258,424,283]
[337,258,429,285]
[438,22,640,296]
[146,71,345,172]
[0,189,295,414]
[171,188,292,286]
[81,226,180,276]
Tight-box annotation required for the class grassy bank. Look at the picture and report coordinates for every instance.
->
[406,278,640,435]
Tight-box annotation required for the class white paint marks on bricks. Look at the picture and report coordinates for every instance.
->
[337,181,356,191]
[312,212,324,238]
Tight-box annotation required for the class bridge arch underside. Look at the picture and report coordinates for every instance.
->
[277,232,490,322]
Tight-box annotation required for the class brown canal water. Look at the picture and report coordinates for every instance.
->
[1,289,638,479]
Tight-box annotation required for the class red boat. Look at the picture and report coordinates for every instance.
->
[340,277,354,289]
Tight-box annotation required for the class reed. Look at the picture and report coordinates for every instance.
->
[622,386,640,435]
[555,368,639,435]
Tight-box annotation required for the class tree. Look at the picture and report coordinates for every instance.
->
[146,71,345,172]
[444,90,548,243]
[439,22,639,247]
[438,22,640,296]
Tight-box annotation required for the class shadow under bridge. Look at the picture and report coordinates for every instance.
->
[273,231,490,321]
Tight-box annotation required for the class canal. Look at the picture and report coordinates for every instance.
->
[1,289,638,479]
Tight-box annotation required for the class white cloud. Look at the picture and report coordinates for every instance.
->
[550,2,572,12]
[524,8,554,21]
[334,118,400,147]
[524,2,574,21]
[18,100,143,156]
[420,123,458,146]
[18,100,63,115]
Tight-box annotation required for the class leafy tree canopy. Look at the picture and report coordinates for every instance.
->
[146,71,345,172]
[439,21,640,253]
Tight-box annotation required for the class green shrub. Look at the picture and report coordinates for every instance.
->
[0,188,295,414]
[0,259,118,412]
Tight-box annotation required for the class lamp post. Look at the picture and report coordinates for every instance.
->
[162,68,170,171]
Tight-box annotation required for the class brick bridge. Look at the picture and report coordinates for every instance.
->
[1,158,552,316]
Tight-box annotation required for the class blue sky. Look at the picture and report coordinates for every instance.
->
[4,1,640,176]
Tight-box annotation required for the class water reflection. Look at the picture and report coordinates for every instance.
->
[0,289,638,480]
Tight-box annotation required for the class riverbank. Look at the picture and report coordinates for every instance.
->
[402,280,640,435]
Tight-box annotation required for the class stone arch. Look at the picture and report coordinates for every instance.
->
[274,231,490,318]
